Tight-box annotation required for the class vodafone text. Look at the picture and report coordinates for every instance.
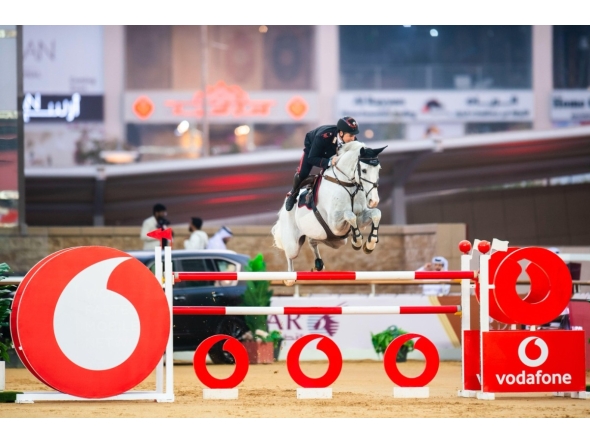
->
[495,371,572,386]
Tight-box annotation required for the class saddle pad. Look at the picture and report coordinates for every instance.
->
[297,176,322,210]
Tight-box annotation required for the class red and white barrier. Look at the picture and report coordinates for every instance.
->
[9,236,590,403]
[174,270,475,282]
[173,305,461,316]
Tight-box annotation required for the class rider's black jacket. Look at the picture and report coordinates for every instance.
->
[303,125,340,169]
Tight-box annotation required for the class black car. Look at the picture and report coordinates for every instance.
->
[126,249,251,364]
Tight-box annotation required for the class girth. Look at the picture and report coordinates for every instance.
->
[310,177,351,241]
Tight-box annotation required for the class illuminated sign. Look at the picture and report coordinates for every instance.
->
[23,92,103,123]
[124,85,318,124]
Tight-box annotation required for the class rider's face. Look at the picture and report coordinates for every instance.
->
[340,132,356,143]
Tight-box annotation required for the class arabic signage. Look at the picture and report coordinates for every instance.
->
[551,90,590,122]
[23,93,104,123]
[23,25,103,94]
[336,90,534,123]
[124,81,318,124]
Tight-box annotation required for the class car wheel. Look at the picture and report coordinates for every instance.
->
[208,316,248,365]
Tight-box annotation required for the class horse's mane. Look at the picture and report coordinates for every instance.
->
[339,140,364,155]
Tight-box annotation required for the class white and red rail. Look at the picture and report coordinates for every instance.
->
[172,305,461,316]
[174,270,475,282]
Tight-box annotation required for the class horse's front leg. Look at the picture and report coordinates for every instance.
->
[308,238,325,271]
[343,210,362,250]
[359,209,381,254]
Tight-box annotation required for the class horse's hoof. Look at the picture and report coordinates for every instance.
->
[315,259,324,271]
[352,243,361,251]
[284,279,296,287]
[363,243,375,254]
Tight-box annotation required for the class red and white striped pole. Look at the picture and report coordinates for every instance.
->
[174,270,475,282]
[172,305,461,316]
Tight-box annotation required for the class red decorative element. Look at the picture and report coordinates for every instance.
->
[399,306,460,314]
[284,307,342,315]
[415,271,475,280]
[286,334,342,388]
[286,96,309,120]
[477,240,491,254]
[164,81,276,119]
[176,272,238,282]
[493,247,572,326]
[383,334,439,387]
[174,307,226,315]
[132,96,154,120]
[11,247,170,398]
[297,271,357,281]
[147,228,172,242]
[481,331,586,393]
[193,335,249,389]
[458,240,472,254]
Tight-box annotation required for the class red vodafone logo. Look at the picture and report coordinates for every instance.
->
[518,337,549,368]
[12,247,170,398]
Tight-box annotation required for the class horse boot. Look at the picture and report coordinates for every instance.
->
[285,173,303,211]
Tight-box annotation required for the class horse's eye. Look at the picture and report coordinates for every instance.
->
[362,169,367,174]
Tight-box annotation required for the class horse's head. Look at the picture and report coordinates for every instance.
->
[337,141,386,209]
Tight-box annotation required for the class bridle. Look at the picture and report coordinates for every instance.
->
[323,153,380,211]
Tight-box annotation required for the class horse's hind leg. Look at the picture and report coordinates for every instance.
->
[343,210,362,250]
[308,238,325,271]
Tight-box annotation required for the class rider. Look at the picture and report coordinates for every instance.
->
[284,116,360,211]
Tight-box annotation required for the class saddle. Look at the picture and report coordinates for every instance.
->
[297,174,350,241]
[297,175,322,210]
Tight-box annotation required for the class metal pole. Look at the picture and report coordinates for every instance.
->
[200,25,209,157]
[16,25,26,234]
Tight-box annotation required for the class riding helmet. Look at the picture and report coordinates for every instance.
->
[337,116,360,135]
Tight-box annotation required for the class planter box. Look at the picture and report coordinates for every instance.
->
[243,341,274,364]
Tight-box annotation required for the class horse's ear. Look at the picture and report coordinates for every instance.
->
[372,146,387,156]
[360,147,366,156]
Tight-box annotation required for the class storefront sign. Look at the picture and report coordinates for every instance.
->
[551,90,590,122]
[23,92,104,123]
[336,90,534,123]
[23,26,103,94]
[124,81,318,124]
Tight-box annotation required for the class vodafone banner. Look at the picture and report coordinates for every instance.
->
[482,331,586,393]
[336,90,534,123]
[269,295,461,361]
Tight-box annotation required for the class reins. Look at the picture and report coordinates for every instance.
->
[310,150,380,241]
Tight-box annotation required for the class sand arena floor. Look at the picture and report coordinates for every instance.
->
[1,361,589,418]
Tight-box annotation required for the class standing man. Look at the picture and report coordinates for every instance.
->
[140,203,171,250]
[184,217,208,250]
[416,256,451,296]
[284,116,360,211]
[207,226,233,250]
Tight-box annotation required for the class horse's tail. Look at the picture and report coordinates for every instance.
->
[271,209,284,250]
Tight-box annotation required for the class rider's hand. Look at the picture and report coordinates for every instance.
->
[331,155,339,166]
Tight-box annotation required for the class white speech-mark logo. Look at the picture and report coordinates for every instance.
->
[518,337,549,367]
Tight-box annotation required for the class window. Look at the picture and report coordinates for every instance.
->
[214,259,239,287]
[553,26,590,89]
[176,258,215,288]
[339,26,532,90]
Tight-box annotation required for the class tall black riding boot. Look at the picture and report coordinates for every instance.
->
[285,173,303,211]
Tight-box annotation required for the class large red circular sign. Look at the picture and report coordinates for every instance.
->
[193,335,249,389]
[12,247,170,398]
[286,334,342,388]
[383,334,439,387]
[493,247,572,325]
[476,247,557,324]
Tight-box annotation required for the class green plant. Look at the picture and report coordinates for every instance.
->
[370,325,415,361]
[0,263,16,362]
[241,254,273,336]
